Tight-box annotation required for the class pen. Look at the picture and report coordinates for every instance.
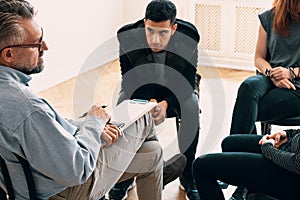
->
[78,105,109,118]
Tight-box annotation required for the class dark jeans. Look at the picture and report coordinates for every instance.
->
[193,135,300,200]
[230,74,300,134]
[178,93,200,181]
[181,128,199,181]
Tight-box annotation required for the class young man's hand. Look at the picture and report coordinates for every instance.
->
[150,99,167,125]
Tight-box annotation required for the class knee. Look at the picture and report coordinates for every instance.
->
[237,75,266,97]
[192,154,213,177]
[141,141,163,167]
[153,143,163,170]
[221,135,239,152]
[221,135,232,152]
[153,142,163,164]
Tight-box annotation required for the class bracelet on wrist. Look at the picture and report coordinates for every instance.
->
[265,68,271,77]
[289,67,296,82]
[294,66,300,79]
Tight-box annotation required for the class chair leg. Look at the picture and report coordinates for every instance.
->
[261,122,271,135]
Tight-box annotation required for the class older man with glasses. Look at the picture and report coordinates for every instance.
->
[0,0,163,200]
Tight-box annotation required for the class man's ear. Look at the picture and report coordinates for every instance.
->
[1,48,14,63]
[171,23,177,35]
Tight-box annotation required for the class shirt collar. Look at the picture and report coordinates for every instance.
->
[0,65,32,85]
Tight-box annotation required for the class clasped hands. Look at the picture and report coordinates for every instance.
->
[259,131,288,149]
[87,105,121,147]
[268,67,296,90]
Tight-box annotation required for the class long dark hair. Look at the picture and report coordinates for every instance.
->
[272,0,300,37]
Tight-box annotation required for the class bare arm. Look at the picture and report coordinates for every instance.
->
[254,24,271,75]
[254,24,296,90]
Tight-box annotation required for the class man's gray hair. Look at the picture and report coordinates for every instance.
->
[0,0,36,49]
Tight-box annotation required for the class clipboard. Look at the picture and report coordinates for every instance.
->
[110,99,157,131]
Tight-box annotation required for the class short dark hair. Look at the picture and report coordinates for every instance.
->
[0,0,35,49]
[145,0,177,25]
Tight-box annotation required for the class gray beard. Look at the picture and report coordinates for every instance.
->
[19,65,44,75]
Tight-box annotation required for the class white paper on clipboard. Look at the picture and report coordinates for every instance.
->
[110,99,157,131]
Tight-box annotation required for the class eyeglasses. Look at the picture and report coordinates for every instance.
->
[0,28,43,54]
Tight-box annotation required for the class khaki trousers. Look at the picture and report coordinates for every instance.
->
[49,113,163,200]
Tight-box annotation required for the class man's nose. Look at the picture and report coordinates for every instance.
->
[152,33,160,43]
[42,41,49,51]
[39,41,49,57]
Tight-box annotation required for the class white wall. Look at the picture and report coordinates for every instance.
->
[28,0,124,92]
[27,0,192,92]
[122,0,149,24]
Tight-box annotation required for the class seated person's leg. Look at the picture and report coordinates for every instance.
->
[109,144,187,199]
[230,75,273,135]
[51,140,163,200]
[194,134,300,200]
[109,96,196,200]
[191,152,253,199]
[193,151,270,200]
[51,113,163,200]
[222,134,262,153]
[177,93,201,200]
[163,153,187,186]
[229,75,273,198]
[257,86,300,122]
[117,140,163,200]
[195,150,300,200]
[222,134,262,200]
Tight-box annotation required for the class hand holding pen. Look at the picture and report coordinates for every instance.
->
[79,105,110,123]
[79,105,109,118]
[80,105,125,147]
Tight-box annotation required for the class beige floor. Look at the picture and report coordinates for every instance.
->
[39,59,256,199]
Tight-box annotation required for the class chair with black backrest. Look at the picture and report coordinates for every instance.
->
[117,18,201,134]
[165,19,201,132]
[0,151,38,200]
